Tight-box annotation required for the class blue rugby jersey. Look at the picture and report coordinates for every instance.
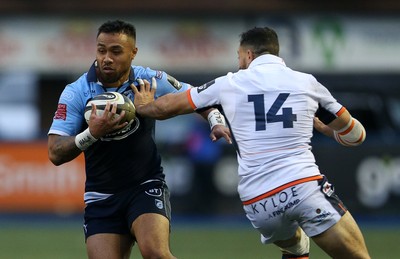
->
[48,62,191,193]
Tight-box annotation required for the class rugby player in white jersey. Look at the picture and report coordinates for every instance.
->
[132,27,371,259]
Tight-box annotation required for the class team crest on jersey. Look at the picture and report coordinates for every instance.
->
[155,199,164,209]
[197,80,215,93]
[100,117,140,141]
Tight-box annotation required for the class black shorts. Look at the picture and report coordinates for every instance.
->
[83,180,171,240]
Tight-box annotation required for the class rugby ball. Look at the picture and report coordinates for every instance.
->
[84,92,136,124]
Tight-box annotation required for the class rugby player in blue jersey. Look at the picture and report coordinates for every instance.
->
[48,20,230,259]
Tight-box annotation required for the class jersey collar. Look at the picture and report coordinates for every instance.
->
[249,54,286,69]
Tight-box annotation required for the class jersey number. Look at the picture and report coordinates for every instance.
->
[248,93,297,131]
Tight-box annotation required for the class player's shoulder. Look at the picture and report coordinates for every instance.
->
[60,73,91,103]
[223,70,248,86]
[132,65,163,80]
[69,72,92,89]
[289,68,318,82]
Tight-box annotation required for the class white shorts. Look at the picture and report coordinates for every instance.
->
[243,175,347,244]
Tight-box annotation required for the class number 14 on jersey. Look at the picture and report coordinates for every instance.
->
[248,93,297,131]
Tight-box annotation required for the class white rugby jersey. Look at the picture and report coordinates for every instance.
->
[188,54,343,202]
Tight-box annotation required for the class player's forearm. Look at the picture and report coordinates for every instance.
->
[313,117,334,137]
[328,110,351,131]
[136,93,193,120]
[48,135,82,166]
[135,98,169,120]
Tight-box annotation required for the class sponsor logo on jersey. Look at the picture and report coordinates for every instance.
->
[250,198,301,218]
[197,80,215,93]
[145,188,163,197]
[247,187,301,220]
[54,103,67,120]
[310,210,331,223]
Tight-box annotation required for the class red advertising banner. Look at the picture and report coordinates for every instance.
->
[0,142,85,213]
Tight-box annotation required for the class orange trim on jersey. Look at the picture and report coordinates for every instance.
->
[336,106,347,116]
[242,175,323,205]
[186,89,197,110]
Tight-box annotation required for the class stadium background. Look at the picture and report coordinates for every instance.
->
[0,1,400,258]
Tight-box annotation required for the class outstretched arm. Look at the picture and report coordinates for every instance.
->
[132,77,193,119]
[134,89,193,120]
[132,79,232,143]
[132,78,199,119]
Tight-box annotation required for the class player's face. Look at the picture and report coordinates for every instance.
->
[237,46,252,70]
[96,32,138,87]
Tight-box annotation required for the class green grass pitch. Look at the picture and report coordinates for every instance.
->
[0,219,399,258]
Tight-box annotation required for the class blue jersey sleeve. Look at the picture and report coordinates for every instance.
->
[48,81,87,136]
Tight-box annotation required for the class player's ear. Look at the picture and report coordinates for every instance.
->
[248,49,255,61]
[131,47,138,59]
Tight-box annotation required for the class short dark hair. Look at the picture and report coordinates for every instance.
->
[97,20,136,40]
[239,27,279,56]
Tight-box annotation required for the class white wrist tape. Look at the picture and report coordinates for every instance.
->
[334,117,366,147]
[207,110,226,130]
[75,128,98,151]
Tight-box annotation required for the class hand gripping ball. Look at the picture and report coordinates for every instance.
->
[84,92,136,124]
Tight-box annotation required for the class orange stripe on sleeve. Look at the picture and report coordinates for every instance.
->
[186,89,197,110]
[336,106,347,116]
